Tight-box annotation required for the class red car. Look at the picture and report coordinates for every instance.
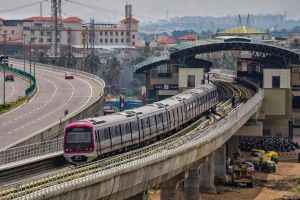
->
[65,73,74,79]
[5,74,14,81]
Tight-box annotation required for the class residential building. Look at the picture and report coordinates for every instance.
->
[150,36,177,56]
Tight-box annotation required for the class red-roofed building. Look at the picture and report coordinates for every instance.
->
[150,36,178,56]
[178,35,199,43]
[21,16,139,55]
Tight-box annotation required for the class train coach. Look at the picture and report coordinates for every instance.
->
[63,83,218,164]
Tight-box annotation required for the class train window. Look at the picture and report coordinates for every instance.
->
[114,126,121,137]
[149,116,156,127]
[125,123,131,135]
[103,128,110,140]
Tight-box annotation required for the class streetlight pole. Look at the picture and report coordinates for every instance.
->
[3,30,7,104]
[23,33,27,72]
[33,38,36,80]
[29,39,32,86]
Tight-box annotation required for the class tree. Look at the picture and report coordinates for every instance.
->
[130,79,142,96]
[65,51,77,68]
[55,52,67,67]
[105,57,123,89]
[35,51,49,64]
[138,46,154,59]
[85,53,101,74]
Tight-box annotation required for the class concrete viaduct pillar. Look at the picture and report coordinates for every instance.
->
[200,153,216,194]
[183,157,208,200]
[227,136,240,160]
[214,145,228,184]
[126,191,149,200]
[160,172,187,200]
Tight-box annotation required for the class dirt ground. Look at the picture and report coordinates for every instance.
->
[149,162,300,200]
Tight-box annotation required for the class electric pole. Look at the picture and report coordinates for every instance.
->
[29,38,32,86]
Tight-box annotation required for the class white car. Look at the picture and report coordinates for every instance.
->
[228,162,255,174]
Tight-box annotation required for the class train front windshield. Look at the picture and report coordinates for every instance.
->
[65,127,93,152]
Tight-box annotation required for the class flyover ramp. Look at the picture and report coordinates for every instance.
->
[0,72,29,104]
[0,60,104,150]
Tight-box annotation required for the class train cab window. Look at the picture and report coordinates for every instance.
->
[103,128,110,140]
[114,126,121,137]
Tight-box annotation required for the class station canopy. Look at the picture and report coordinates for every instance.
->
[133,55,170,73]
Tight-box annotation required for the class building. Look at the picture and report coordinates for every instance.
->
[216,26,269,42]
[150,36,177,56]
[178,35,199,43]
[21,16,139,55]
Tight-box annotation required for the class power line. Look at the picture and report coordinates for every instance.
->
[0,0,47,15]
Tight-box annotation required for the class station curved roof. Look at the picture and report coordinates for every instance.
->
[133,55,170,73]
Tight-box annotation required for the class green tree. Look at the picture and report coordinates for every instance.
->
[105,57,123,88]
[85,53,101,74]
[35,51,49,64]
[65,51,77,68]
[55,52,67,67]
[138,46,154,59]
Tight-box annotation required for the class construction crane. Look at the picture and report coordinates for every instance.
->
[81,28,88,72]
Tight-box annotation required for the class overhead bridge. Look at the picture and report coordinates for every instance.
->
[0,75,264,200]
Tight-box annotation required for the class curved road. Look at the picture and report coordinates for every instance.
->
[0,72,29,104]
[0,62,103,150]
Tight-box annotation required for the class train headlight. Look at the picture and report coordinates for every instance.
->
[90,148,92,151]
[66,149,68,151]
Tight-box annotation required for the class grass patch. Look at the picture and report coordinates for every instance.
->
[0,96,27,114]
[291,178,300,193]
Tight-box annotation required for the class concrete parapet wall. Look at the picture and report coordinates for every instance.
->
[37,92,263,200]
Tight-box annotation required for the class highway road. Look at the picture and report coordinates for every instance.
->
[0,72,29,104]
[0,62,103,150]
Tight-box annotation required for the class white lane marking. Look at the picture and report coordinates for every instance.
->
[2,75,94,150]
[0,82,15,103]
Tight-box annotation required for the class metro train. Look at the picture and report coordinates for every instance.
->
[63,83,218,164]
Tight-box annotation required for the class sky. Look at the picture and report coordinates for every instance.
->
[0,0,300,23]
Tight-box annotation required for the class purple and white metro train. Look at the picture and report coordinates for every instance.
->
[63,83,218,164]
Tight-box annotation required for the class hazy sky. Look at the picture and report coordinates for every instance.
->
[0,0,300,23]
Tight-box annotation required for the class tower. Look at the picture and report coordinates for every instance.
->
[238,14,242,27]
[51,0,62,58]
[89,18,95,55]
[246,14,251,27]
[124,4,132,64]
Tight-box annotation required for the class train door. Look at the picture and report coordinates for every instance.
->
[173,108,178,128]
[178,106,182,126]
[138,119,144,142]
[121,123,133,146]
[142,118,150,140]
[169,110,174,130]
[110,126,122,151]
[156,114,163,135]
[149,116,157,138]
[100,128,111,153]
[95,130,101,154]
[131,121,139,144]
[162,112,168,132]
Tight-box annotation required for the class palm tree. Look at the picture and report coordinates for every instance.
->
[35,51,49,64]
[85,53,101,74]
[105,57,123,89]
[65,51,77,68]
[55,52,67,67]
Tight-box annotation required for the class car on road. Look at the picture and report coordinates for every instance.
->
[65,73,74,79]
[5,74,14,81]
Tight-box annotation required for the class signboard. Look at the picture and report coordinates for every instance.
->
[154,84,178,90]
[293,86,300,91]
